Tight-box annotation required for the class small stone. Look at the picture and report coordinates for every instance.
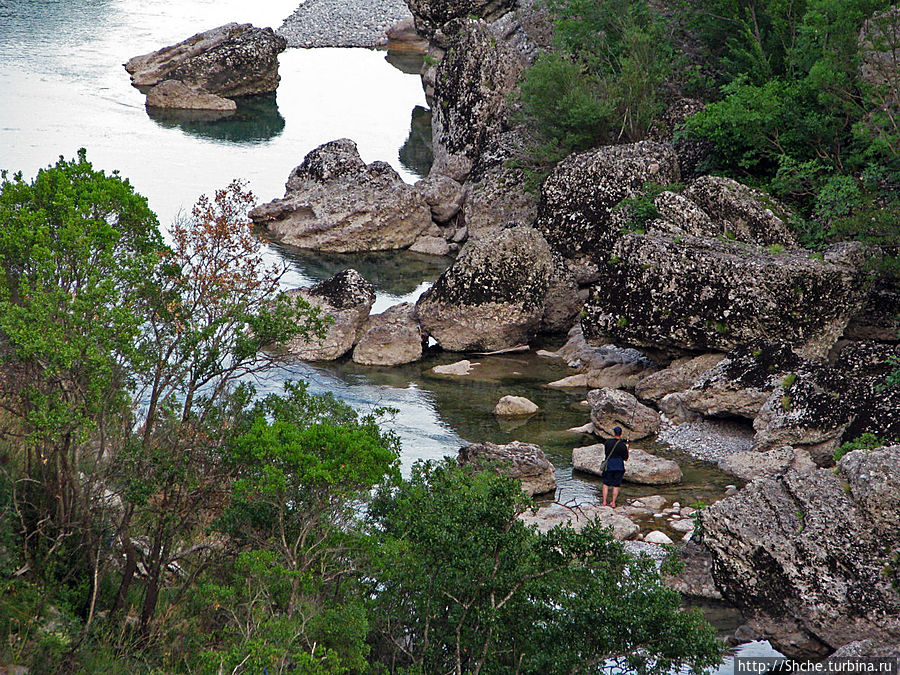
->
[431,359,476,376]
[643,530,674,545]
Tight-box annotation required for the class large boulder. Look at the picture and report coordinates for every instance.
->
[702,448,900,659]
[415,225,579,351]
[249,139,432,252]
[125,23,286,97]
[458,440,556,497]
[681,176,798,248]
[582,234,872,360]
[634,352,725,403]
[144,79,236,111]
[351,303,425,366]
[717,446,817,482]
[520,503,639,540]
[534,141,680,258]
[493,395,539,417]
[429,19,526,180]
[284,270,375,360]
[405,0,518,38]
[587,388,660,440]
[463,161,539,242]
[573,444,682,485]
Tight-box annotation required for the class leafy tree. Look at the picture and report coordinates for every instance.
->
[366,460,723,675]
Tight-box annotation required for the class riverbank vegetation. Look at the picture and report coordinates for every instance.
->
[517,0,899,268]
[0,153,724,673]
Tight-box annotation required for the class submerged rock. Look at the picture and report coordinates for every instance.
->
[458,440,556,496]
[352,303,425,366]
[430,359,477,375]
[284,269,375,361]
[582,234,872,360]
[249,139,432,252]
[534,141,680,258]
[703,448,900,659]
[416,225,578,351]
[125,23,286,97]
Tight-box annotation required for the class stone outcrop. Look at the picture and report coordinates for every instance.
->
[463,162,539,242]
[520,503,639,540]
[493,395,539,417]
[284,269,375,360]
[681,176,798,248]
[144,79,237,111]
[416,225,579,351]
[534,141,681,258]
[546,325,659,390]
[634,352,725,403]
[582,234,872,360]
[702,447,900,659]
[573,444,681,485]
[414,174,465,223]
[125,23,286,97]
[249,139,432,252]
[351,303,425,366]
[664,541,723,600]
[717,446,817,482]
[429,19,526,181]
[587,388,660,440]
[458,440,556,496]
[405,0,518,38]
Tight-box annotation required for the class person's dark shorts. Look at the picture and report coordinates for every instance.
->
[601,469,625,487]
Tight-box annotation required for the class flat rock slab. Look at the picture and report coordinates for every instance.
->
[430,359,477,376]
[573,444,682,485]
[520,503,639,540]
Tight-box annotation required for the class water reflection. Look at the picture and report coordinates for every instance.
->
[385,50,425,76]
[399,105,433,179]
[146,92,286,143]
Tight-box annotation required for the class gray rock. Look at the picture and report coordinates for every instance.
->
[547,324,658,389]
[414,174,466,223]
[284,270,375,361]
[405,0,518,37]
[535,141,680,258]
[520,503,639,540]
[582,234,871,360]
[702,463,900,659]
[409,235,451,256]
[588,388,660,440]
[429,19,526,181]
[125,23,286,97]
[416,225,578,351]
[249,139,432,252]
[844,277,900,341]
[827,639,900,660]
[493,395,539,417]
[664,541,722,600]
[635,352,725,403]
[458,440,556,497]
[277,0,414,48]
[144,79,236,111]
[463,162,539,242]
[352,303,424,366]
[573,444,681,485]
[682,176,797,248]
[717,446,817,482]
[840,446,900,542]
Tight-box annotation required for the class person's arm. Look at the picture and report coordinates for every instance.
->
[623,442,629,461]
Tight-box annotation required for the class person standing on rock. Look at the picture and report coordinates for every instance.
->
[601,426,629,508]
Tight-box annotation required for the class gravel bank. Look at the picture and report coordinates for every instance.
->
[657,415,754,463]
[278,0,414,48]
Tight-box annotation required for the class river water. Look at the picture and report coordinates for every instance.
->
[0,0,780,663]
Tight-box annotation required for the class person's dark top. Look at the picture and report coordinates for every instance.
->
[602,437,629,472]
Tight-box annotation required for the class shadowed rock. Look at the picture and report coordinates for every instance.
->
[458,440,556,496]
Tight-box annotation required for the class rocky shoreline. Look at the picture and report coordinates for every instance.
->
[277,0,413,48]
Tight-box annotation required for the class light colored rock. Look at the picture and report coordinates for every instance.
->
[548,374,590,388]
[416,225,578,351]
[458,440,555,497]
[659,393,701,424]
[431,359,476,376]
[414,174,466,223]
[573,444,681,485]
[125,23,286,96]
[520,503,639,540]
[718,446,817,482]
[643,530,674,545]
[493,395,539,417]
[144,79,236,111]
[250,139,432,252]
[284,269,374,361]
[588,388,660,439]
[670,519,695,533]
[463,157,538,241]
[351,303,424,366]
[566,422,596,434]
[632,495,667,511]
[664,541,722,600]
[635,353,725,403]
[409,235,451,256]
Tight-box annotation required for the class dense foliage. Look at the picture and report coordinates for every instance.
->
[516,0,899,264]
[0,155,724,673]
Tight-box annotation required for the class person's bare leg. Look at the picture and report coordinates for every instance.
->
[611,486,620,508]
[602,484,609,507]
